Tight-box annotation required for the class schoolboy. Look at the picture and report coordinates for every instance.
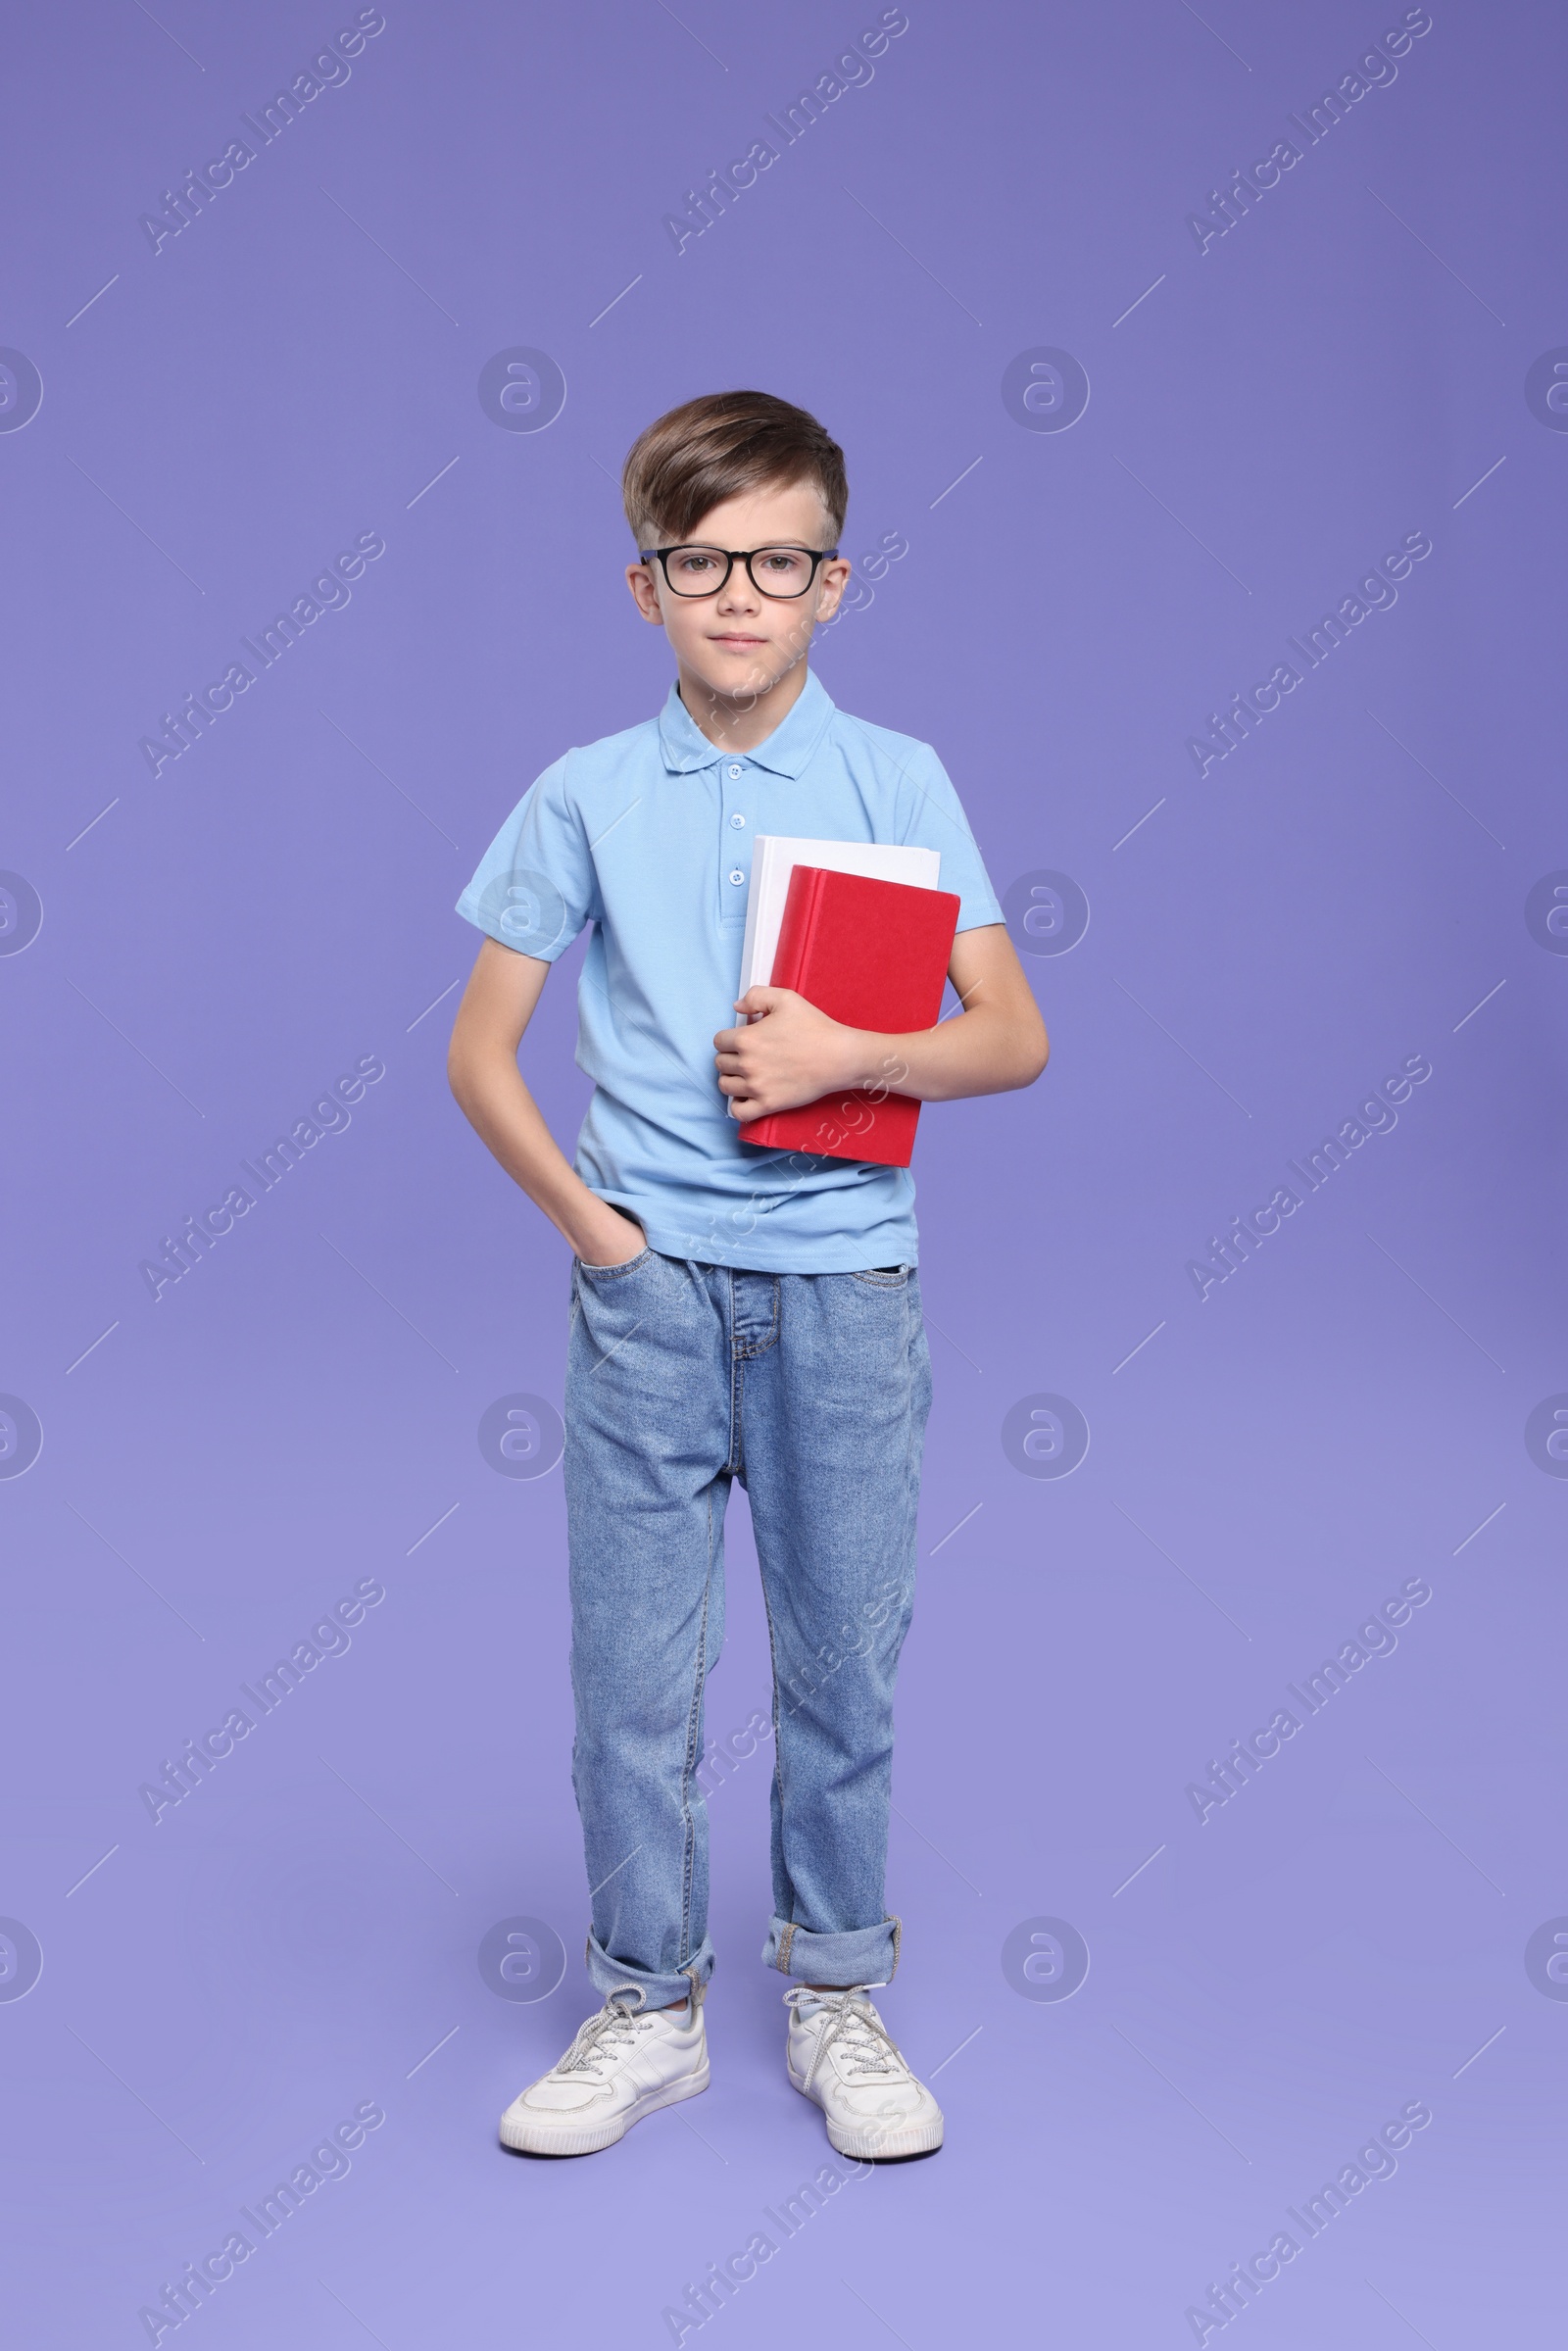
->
[448,390,1048,2160]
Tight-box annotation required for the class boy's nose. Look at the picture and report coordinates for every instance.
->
[716,567,761,612]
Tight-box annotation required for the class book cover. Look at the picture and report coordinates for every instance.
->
[740,866,960,1168]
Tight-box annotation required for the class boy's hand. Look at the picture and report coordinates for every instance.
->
[574,1206,649,1266]
[714,989,863,1121]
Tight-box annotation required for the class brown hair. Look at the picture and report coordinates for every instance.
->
[621,389,848,548]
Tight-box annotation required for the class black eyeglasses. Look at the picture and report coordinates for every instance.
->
[638,544,840,599]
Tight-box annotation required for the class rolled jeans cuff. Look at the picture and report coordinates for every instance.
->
[584,1930,714,2009]
[762,1914,902,1985]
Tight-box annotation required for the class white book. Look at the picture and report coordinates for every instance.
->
[737,835,942,997]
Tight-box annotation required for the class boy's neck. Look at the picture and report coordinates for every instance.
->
[675,654,811,756]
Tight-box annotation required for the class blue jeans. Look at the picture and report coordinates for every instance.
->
[564,1249,932,2005]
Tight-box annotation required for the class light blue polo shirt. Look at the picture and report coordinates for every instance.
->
[455,667,1004,1272]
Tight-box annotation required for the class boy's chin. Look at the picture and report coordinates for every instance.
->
[683,648,800,704]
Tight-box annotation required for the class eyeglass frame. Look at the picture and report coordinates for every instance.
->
[637,542,841,600]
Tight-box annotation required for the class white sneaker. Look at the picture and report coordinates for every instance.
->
[784,1985,944,2160]
[500,1984,709,2156]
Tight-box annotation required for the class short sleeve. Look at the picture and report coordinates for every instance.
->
[455,755,598,961]
[896,747,1004,934]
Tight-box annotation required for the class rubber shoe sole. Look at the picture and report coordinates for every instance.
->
[500,2057,710,2157]
[787,2068,944,2162]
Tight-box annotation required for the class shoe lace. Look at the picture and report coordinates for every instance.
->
[784,1984,907,2089]
[555,1990,657,2078]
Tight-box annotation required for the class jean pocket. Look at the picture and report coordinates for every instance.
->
[851,1265,910,1289]
[576,1246,655,1282]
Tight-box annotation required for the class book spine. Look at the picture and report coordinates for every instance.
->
[743,869,811,1150]
[769,866,827,996]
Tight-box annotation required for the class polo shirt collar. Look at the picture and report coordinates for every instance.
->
[657,666,836,779]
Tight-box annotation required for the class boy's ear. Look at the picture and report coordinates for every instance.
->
[626,559,665,624]
[812,554,853,623]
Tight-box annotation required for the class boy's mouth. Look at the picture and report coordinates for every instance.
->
[710,631,768,647]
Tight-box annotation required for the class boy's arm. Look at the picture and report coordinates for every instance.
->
[713,922,1049,1119]
[447,938,648,1265]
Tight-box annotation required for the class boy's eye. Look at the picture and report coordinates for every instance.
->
[671,549,721,576]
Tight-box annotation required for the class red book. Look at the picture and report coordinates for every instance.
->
[740,866,960,1167]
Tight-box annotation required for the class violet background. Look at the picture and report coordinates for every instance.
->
[3,1,1565,2342]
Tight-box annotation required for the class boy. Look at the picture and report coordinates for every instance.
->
[448,390,1047,2161]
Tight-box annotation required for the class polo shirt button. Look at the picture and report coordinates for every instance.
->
[727,764,743,779]
[729,868,745,885]
[730,812,746,827]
